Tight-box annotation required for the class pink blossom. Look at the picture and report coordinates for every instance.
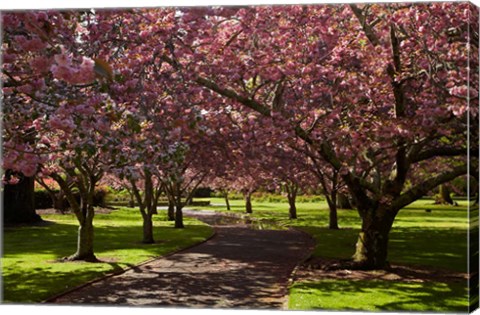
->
[449,85,468,98]
[22,163,37,177]
[32,56,52,73]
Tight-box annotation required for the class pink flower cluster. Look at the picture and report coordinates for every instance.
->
[50,49,96,85]
[49,115,75,133]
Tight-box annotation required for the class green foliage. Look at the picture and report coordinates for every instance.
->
[34,189,54,209]
[210,191,325,203]
[2,207,214,303]
[192,187,212,198]
[34,188,110,209]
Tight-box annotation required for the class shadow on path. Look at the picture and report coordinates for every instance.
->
[49,210,314,309]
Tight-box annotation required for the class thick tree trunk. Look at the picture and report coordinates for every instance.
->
[287,195,297,219]
[174,203,184,228]
[224,192,231,210]
[352,210,395,269]
[326,197,339,230]
[3,174,42,224]
[142,213,155,244]
[69,218,96,261]
[436,184,455,205]
[328,204,339,229]
[245,193,252,214]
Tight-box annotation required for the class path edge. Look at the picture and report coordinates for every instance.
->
[282,227,316,310]
[41,227,217,304]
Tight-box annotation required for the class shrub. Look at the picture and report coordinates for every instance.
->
[192,187,212,198]
[35,190,54,209]
[34,188,109,209]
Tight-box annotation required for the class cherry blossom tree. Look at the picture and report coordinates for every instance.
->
[2,10,122,261]
[4,3,477,270]
[163,3,478,269]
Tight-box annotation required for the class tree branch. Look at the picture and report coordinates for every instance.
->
[390,163,469,211]
[409,147,472,163]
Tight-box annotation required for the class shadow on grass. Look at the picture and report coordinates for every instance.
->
[289,280,468,312]
[2,263,118,303]
[297,225,467,273]
[3,215,213,303]
[389,227,467,272]
[3,218,211,259]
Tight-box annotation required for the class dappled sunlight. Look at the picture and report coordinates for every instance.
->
[50,225,314,308]
[203,198,469,272]
[289,280,468,312]
[2,207,214,303]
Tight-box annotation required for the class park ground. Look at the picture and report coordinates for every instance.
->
[1,196,474,312]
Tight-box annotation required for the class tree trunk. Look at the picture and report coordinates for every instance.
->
[69,217,96,261]
[3,173,42,224]
[287,195,297,219]
[174,203,184,228]
[326,197,339,230]
[352,210,395,269]
[142,213,155,244]
[436,184,455,205]
[337,193,353,209]
[224,192,231,210]
[128,190,136,208]
[245,192,252,214]
[53,190,68,213]
[167,201,175,221]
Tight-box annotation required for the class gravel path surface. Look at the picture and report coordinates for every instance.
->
[49,210,314,309]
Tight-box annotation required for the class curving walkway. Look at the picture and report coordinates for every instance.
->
[49,210,314,309]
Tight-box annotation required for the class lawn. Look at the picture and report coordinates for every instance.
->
[2,207,214,303]
[190,196,473,312]
[288,280,469,312]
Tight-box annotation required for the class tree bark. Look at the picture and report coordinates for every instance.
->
[245,192,252,214]
[142,213,155,244]
[174,202,184,228]
[327,199,339,230]
[285,182,298,219]
[352,209,395,269]
[3,173,42,224]
[167,200,175,221]
[224,192,231,210]
[436,184,455,205]
[325,193,339,230]
[287,195,297,219]
[68,215,96,261]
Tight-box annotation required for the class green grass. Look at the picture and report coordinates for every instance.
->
[191,197,469,272]
[289,280,469,312]
[2,207,214,303]
[190,197,471,312]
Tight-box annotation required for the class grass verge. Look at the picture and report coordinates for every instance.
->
[2,207,214,303]
[288,279,468,312]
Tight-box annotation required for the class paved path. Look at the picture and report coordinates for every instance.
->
[49,210,314,309]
